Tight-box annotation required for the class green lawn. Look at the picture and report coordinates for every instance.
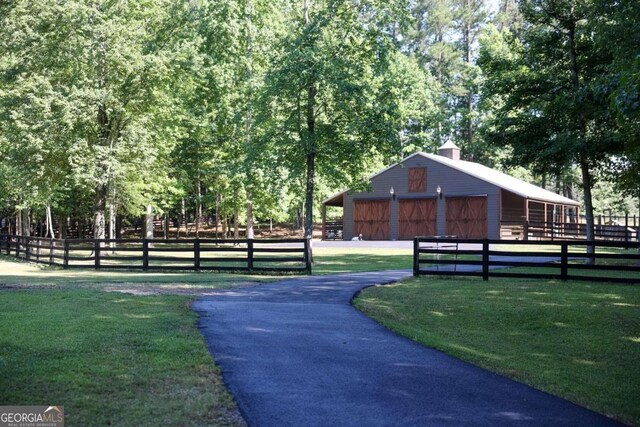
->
[312,247,412,274]
[0,247,414,426]
[0,290,243,426]
[0,254,271,290]
[3,246,638,425]
[354,276,640,425]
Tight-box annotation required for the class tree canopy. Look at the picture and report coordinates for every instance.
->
[0,0,637,238]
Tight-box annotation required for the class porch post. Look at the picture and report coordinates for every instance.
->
[321,204,327,241]
[524,199,530,241]
[544,202,548,238]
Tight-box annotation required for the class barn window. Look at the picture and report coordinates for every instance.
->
[408,167,426,192]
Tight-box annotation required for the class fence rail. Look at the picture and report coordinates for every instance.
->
[0,235,311,274]
[413,237,640,284]
[500,220,638,242]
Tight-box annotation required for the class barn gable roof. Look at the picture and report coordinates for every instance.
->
[413,152,580,206]
[323,152,580,206]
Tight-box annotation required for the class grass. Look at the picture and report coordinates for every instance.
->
[0,254,273,290]
[0,246,413,426]
[354,276,640,425]
[0,289,243,426]
[0,244,413,426]
[2,244,637,425]
[312,247,412,274]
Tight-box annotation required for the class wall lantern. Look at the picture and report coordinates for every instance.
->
[436,185,442,199]
[390,186,396,201]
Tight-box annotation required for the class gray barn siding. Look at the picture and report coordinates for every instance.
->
[342,154,501,240]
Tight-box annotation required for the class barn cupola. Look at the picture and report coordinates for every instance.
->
[438,140,460,161]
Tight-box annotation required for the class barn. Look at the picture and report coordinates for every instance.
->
[321,142,580,240]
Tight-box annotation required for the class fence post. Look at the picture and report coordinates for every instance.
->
[25,237,30,261]
[560,242,568,281]
[482,239,489,281]
[36,238,40,262]
[247,239,254,271]
[143,239,149,271]
[63,239,69,268]
[413,237,419,276]
[304,238,312,274]
[94,239,101,270]
[194,239,200,271]
[49,239,54,265]
[523,221,529,241]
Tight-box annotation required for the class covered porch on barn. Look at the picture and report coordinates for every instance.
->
[500,189,581,240]
[321,192,345,240]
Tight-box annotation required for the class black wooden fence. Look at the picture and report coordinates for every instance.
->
[413,237,640,284]
[500,220,638,242]
[0,235,311,274]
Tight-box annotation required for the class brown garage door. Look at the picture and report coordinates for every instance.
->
[354,200,390,240]
[446,196,487,238]
[398,198,436,239]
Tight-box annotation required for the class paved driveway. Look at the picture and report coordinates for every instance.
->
[193,271,620,426]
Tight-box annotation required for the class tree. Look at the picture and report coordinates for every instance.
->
[478,0,624,248]
[593,0,640,200]
[408,0,464,145]
[0,0,201,239]
[259,0,436,242]
[452,0,486,157]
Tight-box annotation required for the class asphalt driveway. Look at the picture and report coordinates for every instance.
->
[193,271,620,426]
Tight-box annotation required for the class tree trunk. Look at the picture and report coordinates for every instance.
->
[196,178,201,238]
[46,205,54,239]
[108,189,116,253]
[180,198,187,238]
[59,216,67,239]
[567,18,595,261]
[580,158,596,263]
[304,148,315,241]
[163,213,169,240]
[303,0,316,250]
[16,212,21,237]
[21,208,30,237]
[296,204,303,230]
[246,195,254,239]
[233,202,240,240]
[93,183,107,240]
[215,194,220,239]
[245,0,255,241]
[222,216,228,238]
[464,0,473,154]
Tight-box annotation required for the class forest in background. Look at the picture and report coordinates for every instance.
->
[0,0,638,239]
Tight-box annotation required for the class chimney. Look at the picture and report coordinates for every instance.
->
[438,140,460,161]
